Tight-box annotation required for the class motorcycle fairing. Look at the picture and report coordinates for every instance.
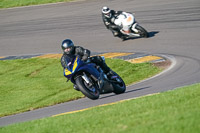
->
[64,56,79,78]
[64,56,100,81]
[114,12,135,32]
[76,63,100,79]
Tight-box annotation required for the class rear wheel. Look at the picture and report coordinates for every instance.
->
[75,76,100,100]
[135,25,148,38]
[111,72,126,94]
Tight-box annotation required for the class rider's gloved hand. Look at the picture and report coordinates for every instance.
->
[82,56,89,62]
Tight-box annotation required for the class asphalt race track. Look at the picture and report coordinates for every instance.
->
[0,0,200,127]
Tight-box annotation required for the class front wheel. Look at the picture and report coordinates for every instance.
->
[135,25,148,38]
[75,76,100,100]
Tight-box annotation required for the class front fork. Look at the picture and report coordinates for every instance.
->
[81,72,93,87]
[131,23,139,33]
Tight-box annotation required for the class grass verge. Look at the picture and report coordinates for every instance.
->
[0,57,161,117]
[1,83,199,132]
[0,0,75,9]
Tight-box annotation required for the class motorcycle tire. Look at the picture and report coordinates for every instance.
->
[75,76,100,100]
[135,25,148,38]
[111,72,126,94]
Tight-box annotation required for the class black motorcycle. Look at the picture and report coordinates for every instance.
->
[63,55,126,100]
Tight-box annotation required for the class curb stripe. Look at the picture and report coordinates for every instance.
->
[99,52,133,58]
[128,55,162,63]
[37,54,62,59]
[0,53,164,64]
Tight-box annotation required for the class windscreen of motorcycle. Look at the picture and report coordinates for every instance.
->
[114,12,135,31]
[64,54,76,70]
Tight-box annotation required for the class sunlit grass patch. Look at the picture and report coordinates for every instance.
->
[0,58,161,117]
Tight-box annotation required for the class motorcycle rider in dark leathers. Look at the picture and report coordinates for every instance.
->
[61,39,113,91]
[101,6,123,38]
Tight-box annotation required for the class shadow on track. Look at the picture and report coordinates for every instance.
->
[121,31,159,41]
[148,31,159,38]
[99,86,151,99]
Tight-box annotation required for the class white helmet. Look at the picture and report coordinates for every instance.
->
[102,6,111,18]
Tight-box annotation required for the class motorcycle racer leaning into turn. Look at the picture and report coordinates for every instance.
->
[102,6,148,40]
[101,6,123,38]
[60,39,114,91]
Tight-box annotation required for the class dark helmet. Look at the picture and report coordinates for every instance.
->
[102,6,111,18]
[61,39,74,54]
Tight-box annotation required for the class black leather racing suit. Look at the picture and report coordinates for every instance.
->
[61,46,111,73]
[102,10,123,37]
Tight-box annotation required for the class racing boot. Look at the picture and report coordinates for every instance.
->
[106,70,115,79]
[112,31,119,37]
[73,84,80,91]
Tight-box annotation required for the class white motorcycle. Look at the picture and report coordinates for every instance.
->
[114,12,148,39]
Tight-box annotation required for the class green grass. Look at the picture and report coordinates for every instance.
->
[1,83,199,132]
[0,58,161,117]
[0,0,75,9]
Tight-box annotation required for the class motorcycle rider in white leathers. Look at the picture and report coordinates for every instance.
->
[101,6,123,37]
[102,6,138,40]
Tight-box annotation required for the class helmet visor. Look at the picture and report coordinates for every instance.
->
[105,12,111,18]
[64,47,71,52]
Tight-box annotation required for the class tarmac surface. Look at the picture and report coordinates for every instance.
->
[0,0,200,127]
[0,52,165,63]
